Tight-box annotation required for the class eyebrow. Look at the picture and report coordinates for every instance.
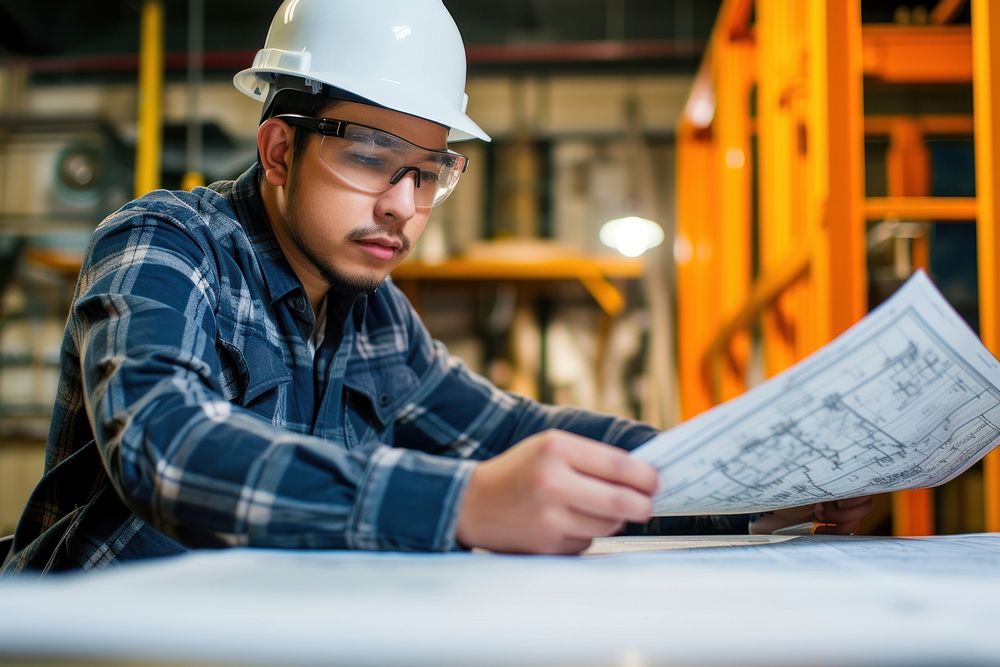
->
[355,136,451,166]
[370,133,399,150]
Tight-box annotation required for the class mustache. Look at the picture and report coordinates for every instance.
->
[347,225,411,253]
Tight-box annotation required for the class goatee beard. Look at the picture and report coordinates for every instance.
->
[281,210,388,298]
[324,270,383,299]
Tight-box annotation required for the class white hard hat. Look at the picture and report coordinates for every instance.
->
[234,0,490,143]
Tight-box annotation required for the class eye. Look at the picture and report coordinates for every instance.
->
[419,169,440,184]
[347,152,386,169]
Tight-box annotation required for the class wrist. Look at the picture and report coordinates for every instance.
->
[454,462,484,549]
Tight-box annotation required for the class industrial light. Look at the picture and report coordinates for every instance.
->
[599,216,665,257]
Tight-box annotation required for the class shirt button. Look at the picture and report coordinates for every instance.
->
[378,393,391,407]
[292,296,306,312]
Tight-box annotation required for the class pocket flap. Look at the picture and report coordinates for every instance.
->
[218,337,291,404]
[343,361,419,427]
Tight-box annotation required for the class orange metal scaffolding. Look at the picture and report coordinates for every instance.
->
[675,0,999,535]
[972,0,1000,532]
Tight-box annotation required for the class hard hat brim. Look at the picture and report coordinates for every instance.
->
[234,68,491,143]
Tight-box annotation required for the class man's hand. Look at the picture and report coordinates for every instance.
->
[749,496,874,535]
[455,430,658,554]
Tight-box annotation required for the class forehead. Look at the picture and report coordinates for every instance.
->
[324,101,449,150]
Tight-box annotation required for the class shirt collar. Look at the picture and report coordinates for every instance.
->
[226,163,304,306]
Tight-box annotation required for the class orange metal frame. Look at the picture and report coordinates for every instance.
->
[675,0,999,535]
[972,0,1000,532]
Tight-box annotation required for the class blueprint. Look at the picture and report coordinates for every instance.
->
[588,533,1000,576]
[1,535,999,667]
[633,270,1000,515]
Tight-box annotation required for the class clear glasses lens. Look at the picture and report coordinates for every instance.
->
[318,125,466,207]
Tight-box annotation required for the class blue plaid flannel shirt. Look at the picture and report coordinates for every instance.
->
[2,164,746,575]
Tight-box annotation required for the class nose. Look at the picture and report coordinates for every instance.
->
[374,171,418,223]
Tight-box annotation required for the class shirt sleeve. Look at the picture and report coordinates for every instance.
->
[76,211,473,552]
[386,281,659,459]
[384,283,753,536]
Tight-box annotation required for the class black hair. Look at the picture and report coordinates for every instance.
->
[257,89,340,179]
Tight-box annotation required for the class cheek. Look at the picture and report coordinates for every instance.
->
[408,214,431,241]
[289,185,365,241]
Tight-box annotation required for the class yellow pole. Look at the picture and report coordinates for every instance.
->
[972,0,1000,532]
[135,0,164,198]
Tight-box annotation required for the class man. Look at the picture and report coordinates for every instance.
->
[1,0,870,574]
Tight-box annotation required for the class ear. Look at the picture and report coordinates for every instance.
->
[258,119,294,187]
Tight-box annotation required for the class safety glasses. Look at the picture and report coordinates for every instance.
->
[275,114,468,208]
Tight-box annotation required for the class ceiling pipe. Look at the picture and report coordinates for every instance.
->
[15,39,705,75]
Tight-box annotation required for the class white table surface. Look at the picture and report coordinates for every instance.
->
[1,533,998,667]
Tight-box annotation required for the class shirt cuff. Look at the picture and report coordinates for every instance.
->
[349,446,476,551]
[622,513,753,536]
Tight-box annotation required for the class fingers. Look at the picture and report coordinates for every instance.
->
[565,472,653,524]
[751,496,875,535]
[562,510,626,541]
[539,431,655,523]
[816,496,873,525]
[551,431,659,495]
[811,496,872,535]
[832,496,872,509]
[456,430,657,555]
[769,504,816,523]
[814,520,861,536]
[551,537,596,555]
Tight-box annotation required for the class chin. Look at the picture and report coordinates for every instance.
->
[325,268,386,294]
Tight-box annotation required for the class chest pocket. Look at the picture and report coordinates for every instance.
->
[216,323,291,410]
[343,359,420,440]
